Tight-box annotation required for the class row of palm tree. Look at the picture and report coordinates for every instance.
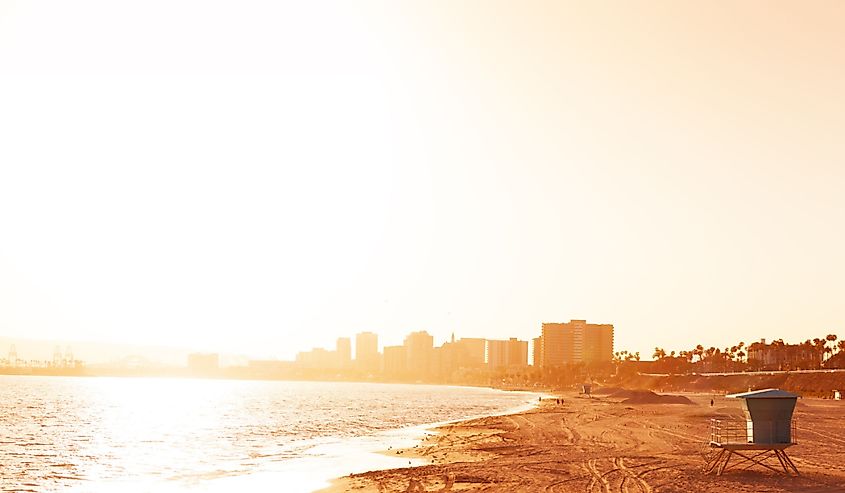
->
[613,350,640,362]
[617,333,844,372]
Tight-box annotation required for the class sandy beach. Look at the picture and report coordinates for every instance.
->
[319,391,845,493]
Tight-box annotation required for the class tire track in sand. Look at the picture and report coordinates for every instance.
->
[581,458,654,493]
[612,457,652,493]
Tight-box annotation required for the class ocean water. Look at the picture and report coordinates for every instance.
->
[0,375,539,492]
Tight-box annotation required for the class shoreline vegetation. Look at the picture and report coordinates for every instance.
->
[319,390,845,493]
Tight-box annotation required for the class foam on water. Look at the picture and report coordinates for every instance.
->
[0,376,541,492]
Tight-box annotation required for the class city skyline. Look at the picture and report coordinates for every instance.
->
[0,323,559,366]
[8,323,845,379]
[1,318,841,367]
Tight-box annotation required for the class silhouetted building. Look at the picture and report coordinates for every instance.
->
[487,338,529,369]
[404,331,434,377]
[434,337,456,377]
[355,332,379,372]
[296,348,337,369]
[432,344,447,378]
[486,340,508,369]
[383,345,407,377]
[540,320,613,367]
[507,338,529,367]
[532,336,543,366]
[336,337,351,368]
[454,338,487,369]
[583,323,613,363]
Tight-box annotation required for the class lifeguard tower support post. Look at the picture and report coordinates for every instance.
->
[705,388,799,476]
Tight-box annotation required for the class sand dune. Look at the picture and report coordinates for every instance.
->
[612,390,694,405]
[320,392,845,492]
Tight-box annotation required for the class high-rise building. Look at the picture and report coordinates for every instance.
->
[540,320,613,367]
[486,339,508,369]
[336,337,351,368]
[541,322,577,366]
[582,324,613,363]
[404,331,434,377]
[486,338,529,369]
[355,332,379,372]
[454,338,486,369]
[532,336,543,366]
[431,344,447,378]
[506,338,529,367]
[383,345,407,377]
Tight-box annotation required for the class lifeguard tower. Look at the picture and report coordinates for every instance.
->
[704,389,799,476]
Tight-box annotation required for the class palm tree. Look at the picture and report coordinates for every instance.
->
[825,334,838,360]
[653,347,667,360]
[813,338,828,367]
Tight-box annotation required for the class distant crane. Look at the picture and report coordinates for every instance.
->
[8,345,17,368]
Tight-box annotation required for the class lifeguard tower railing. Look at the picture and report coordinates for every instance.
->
[705,418,799,476]
[709,418,798,446]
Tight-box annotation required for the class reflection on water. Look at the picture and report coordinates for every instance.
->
[0,376,536,492]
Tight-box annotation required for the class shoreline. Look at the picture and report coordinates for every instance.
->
[0,371,545,396]
[299,389,546,493]
[288,387,545,493]
[313,393,555,493]
[318,390,845,493]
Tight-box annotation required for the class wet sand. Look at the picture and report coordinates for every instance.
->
[318,392,845,492]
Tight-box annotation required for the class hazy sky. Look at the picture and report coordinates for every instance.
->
[1,1,843,361]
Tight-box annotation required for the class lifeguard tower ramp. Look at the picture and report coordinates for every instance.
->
[704,389,799,476]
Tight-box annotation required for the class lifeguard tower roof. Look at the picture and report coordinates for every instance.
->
[727,389,800,399]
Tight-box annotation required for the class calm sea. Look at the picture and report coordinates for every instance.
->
[0,375,539,492]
